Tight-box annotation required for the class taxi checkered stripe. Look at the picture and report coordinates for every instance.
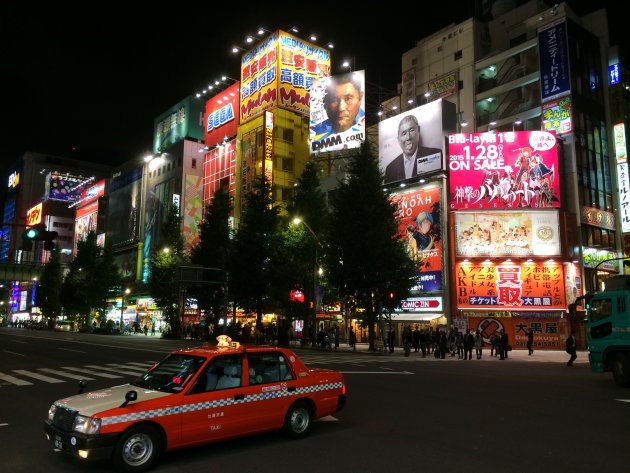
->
[100,381,342,426]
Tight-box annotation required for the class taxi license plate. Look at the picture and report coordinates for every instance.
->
[54,435,62,450]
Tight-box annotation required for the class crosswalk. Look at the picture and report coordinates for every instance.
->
[0,354,443,388]
[0,362,154,387]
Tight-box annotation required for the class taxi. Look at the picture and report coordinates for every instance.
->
[44,336,347,472]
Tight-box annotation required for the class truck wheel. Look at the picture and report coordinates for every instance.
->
[283,402,312,439]
[113,425,161,472]
[612,353,630,387]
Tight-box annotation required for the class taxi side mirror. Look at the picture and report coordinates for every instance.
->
[120,390,138,408]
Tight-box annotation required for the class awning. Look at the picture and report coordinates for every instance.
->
[389,313,443,322]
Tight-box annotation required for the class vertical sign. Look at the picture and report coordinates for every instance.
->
[614,123,627,165]
[618,163,630,232]
[538,20,571,102]
[264,111,274,183]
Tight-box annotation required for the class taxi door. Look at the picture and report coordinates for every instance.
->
[179,355,244,447]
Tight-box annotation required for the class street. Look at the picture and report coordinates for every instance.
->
[0,327,627,473]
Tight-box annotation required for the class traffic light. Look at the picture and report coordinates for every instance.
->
[22,224,58,251]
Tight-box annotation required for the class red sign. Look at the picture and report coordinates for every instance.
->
[204,82,239,147]
[290,290,305,303]
[26,203,43,226]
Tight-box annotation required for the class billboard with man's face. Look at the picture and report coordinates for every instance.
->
[447,130,560,210]
[379,100,454,185]
[309,70,366,154]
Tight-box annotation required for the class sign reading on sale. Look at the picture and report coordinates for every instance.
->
[447,131,560,210]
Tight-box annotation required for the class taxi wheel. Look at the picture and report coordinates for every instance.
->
[113,425,161,472]
[283,402,312,439]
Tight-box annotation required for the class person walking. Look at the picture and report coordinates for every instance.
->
[499,329,509,360]
[566,331,578,366]
[526,329,534,355]
[333,324,340,350]
[464,329,475,360]
[349,327,356,350]
[474,329,483,359]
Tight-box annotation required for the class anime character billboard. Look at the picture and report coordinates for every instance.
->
[390,185,442,291]
[448,131,560,209]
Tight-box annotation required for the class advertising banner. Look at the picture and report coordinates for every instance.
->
[454,210,560,257]
[448,130,560,209]
[426,71,458,101]
[45,171,84,202]
[581,205,615,230]
[467,315,568,350]
[108,167,142,246]
[379,100,448,185]
[541,95,572,135]
[582,248,621,271]
[26,203,43,227]
[153,96,204,153]
[539,20,571,102]
[240,30,330,123]
[618,162,630,232]
[309,70,365,153]
[456,260,566,309]
[205,82,240,147]
[391,185,443,291]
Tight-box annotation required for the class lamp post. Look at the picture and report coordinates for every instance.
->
[120,288,130,330]
[292,217,319,348]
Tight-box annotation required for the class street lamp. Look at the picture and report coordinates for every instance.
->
[292,217,319,348]
[120,288,130,330]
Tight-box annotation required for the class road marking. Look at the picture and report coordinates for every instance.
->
[61,367,122,379]
[58,347,87,353]
[84,365,144,376]
[616,399,630,403]
[0,423,8,427]
[127,362,156,368]
[3,350,26,357]
[13,370,65,383]
[0,372,32,385]
[317,415,339,422]
[12,340,28,344]
[339,370,414,374]
[105,363,150,372]
[38,368,95,381]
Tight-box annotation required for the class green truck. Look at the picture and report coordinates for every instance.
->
[584,275,630,387]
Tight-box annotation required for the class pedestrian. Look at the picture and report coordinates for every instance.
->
[474,329,483,359]
[527,329,534,355]
[499,329,509,360]
[143,323,149,336]
[490,332,499,357]
[388,328,395,353]
[566,331,577,366]
[151,322,155,336]
[412,326,421,353]
[349,327,356,350]
[333,324,340,350]
[464,329,475,360]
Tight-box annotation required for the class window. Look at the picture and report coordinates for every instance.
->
[454,50,462,60]
[590,298,612,323]
[282,158,294,172]
[247,353,293,385]
[192,158,197,169]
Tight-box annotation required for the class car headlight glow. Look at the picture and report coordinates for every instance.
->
[73,415,101,434]
[47,404,57,422]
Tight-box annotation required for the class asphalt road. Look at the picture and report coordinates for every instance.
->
[0,328,627,473]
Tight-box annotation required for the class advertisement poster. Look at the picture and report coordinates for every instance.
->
[379,100,447,185]
[203,140,236,215]
[46,171,84,202]
[205,82,239,147]
[539,20,571,102]
[309,70,365,153]
[455,261,566,309]
[454,210,561,257]
[467,315,568,350]
[391,185,442,291]
[448,130,560,209]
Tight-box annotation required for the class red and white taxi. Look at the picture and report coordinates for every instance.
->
[44,337,346,472]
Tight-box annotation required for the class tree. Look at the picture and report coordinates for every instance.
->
[325,142,417,350]
[147,203,187,338]
[36,248,63,327]
[229,175,280,337]
[190,187,232,334]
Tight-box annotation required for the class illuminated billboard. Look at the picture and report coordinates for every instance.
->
[203,139,236,215]
[309,70,365,153]
[456,260,566,310]
[379,99,454,185]
[541,95,572,135]
[153,96,204,153]
[448,130,560,210]
[26,203,43,227]
[240,30,331,123]
[454,210,561,257]
[391,185,443,291]
[45,171,85,202]
[205,82,240,147]
[538,20,571,102]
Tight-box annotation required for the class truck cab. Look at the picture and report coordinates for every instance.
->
[586,275,630,387]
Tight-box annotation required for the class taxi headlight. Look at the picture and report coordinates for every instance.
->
[73,415,101,434]
[47,404,57,422]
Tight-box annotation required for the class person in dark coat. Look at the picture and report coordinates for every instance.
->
[499,329,509,360]
[566,332,577,366]
[527,329,534,355]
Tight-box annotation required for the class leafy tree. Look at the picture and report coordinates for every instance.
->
[190,187,231,334]
[229,175,280,336]
[284,160,330,342]
[325,142,417,350]
[147,203,187,338]
[35,248,63,327]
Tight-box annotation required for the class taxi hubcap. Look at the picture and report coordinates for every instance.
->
[123,433,153,465]
[291,407,309,433]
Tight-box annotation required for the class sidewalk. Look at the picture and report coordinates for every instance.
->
[291,340,583,363]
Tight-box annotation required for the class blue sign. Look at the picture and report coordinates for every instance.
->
[609,63,620,86]
[539,21,571,102]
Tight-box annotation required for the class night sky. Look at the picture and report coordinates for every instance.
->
[3,3,621,179]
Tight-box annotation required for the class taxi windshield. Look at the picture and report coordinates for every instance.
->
[132,354,206,393]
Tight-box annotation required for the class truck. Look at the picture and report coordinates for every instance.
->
[582,275,630,387]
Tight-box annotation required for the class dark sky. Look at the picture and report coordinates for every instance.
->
[3,2,621,176]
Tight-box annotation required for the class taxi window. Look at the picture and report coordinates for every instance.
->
[134,354,205,393]
[247,353,294,385]
[189,355,242,394]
